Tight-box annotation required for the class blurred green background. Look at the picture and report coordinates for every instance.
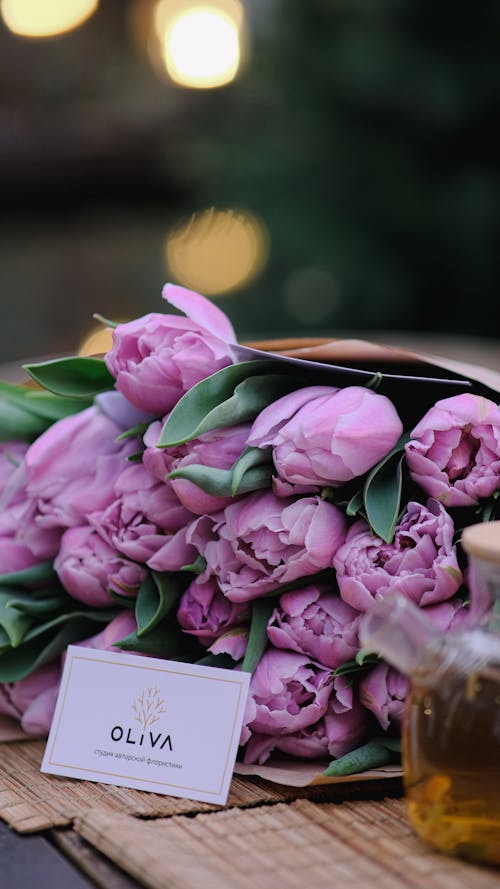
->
[1,0,499,365]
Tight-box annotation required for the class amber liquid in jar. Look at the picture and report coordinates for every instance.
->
[403,646,500,865]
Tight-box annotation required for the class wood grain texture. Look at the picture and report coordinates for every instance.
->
[75,798,500,889]
[0,740,401,834]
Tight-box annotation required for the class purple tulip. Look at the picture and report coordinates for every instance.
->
[104,284,236,416]
[333,499,462,611]
[359,664,409,730]
[152,491,347,602]
[90,463,191,564]
[143,421,250,514]
[248,385,403,487]
[0,661,61,737]
[267,584,361,669]
[405,394,500,507]
[25,406,135,532]
[95,390,154,430]
[177,577,248,644]
[55,525,145,607]
[240,650,333,746]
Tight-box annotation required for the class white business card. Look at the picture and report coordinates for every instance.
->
[41,646,250,805]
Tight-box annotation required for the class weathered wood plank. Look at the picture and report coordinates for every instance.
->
[52,829,142,889]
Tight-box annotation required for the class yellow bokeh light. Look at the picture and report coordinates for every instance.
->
[78,326,114,358]
[152,0,244,89]
[1,0,99,37]
[166,208,269,295]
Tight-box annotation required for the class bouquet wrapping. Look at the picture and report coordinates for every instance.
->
[1,284,499,783]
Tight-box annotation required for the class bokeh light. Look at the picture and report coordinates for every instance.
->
[166,208,269,295]
[152,0,244,89]
[78,326,114,357]
[1,0,99,38]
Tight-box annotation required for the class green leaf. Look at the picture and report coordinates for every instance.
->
[0,394,49,441]
[93,312,119,329]
[23,357,115,398]
[0,591,34,646]
[126,452,144,463]
[135,572,182,638]
[168,463,273,497]
[231,446,273,496]
[180,555,207,574]
[115,622,201,660]
[196,653,236,669]
[23,392,94,421]
[334,654,380,677]
[158,361,301,446]
[0,381,92,426]
[346,490,364,517]
[322,740,395,777]
[355,648,380,667]
[21,607,117,644]
[0,561,57,588]
[241,598,275,673]
[107,589,136,608]
[363,434,410,544]
[0,626,11,656]
[0,619,101,682]
[0,607,118,681]
[116,422,150,441]
[5,593,68,616]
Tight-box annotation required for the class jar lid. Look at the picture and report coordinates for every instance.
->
[462,521,500,564]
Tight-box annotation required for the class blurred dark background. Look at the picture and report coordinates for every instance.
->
[1,0,499,366]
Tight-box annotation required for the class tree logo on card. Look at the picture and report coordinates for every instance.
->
[131,687,166,730]
[110,686,173,751]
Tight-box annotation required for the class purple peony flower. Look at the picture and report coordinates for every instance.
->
[25,406,135,532]
[243,675,370,764]
[240,650,333,747]
[405,393,500,507]
[248,385,403,487]
[177,577,249,644]
[422,597,469,632]
[267,584,361,669]
[104,284,236,416]
[0,661,61,737]
[90,463,191,564]
[151,491,346,603]
[143,421,250,514]
[333,499,462,611]
[54,525,145,607]
[359,664,409,730]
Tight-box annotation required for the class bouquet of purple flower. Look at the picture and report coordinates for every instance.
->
[1,285,499,777]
